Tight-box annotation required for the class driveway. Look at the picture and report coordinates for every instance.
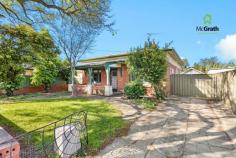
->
[98,96,236,158]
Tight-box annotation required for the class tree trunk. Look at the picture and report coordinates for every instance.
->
[71,62,76,97]
[6,89,14,96]
[44,84,49,93]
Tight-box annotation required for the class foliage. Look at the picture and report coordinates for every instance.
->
[57,60,71,84]
[31,58,59,93]
[124,80,145,99]
[127,38,167,100]
[132,98,157,109]
[0,0,112,27]
[0,25,57,96]
[0,75,23,96]
[193,56,221,72]
[154,86,165,100]
[0,96,127,154]
[193,56,236,72]
[182,58,190,69]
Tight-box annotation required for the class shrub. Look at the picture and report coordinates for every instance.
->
[124,80,145,99]
[127,38,167,100]
[154,86,165,101]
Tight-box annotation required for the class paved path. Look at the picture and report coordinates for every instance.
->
[98,96,236,158]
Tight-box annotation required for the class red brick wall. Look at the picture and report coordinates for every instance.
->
[82,68,107,86]
[13,83,68,95]
[144,63,182,96]
[165,63,182,95]
[78,62,181,96]
[117,64,129,92]
[93,85,105,95]
[82,71,89,85]
[75,84,105,95]
[75,85,87,94]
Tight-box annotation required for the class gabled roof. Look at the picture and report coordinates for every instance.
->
[79,49,184,66]
[181,68,205,74]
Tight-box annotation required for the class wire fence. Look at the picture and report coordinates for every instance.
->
[0,111,88,158]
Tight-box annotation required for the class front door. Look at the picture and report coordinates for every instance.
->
[110,69,118,92]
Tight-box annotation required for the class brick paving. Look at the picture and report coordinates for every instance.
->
[98,96,236,158]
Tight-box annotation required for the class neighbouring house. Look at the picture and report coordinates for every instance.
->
[0,66,68,96]
[181,68,205,74]
[72,49,184,96]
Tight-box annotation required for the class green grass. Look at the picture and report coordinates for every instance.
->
[132,98,157,109]
[0,95,127,154]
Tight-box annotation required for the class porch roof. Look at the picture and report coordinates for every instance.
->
[76,59,125,69]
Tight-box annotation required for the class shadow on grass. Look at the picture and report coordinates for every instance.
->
[0,114,26,137]
[0,98,128,155]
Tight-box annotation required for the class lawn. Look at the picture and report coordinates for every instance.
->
[0,93,127,154]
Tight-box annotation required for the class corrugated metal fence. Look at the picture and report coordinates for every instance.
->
[170,74,224,99]
[170,71,236,113]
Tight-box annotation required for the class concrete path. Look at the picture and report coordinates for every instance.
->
[98,96,236,158]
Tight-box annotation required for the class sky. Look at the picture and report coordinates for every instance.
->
[82,0,236,66]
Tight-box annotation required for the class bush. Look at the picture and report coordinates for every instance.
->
[124,80,145,99]
[154,86,165,101]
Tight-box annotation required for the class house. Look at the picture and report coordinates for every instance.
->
[0,66,68,96]
[73,49,183,96]
[181,68,205,74]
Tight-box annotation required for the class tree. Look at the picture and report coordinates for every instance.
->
[193,56,222,72]
[31,58,59,93]
[182,58,190,69]
[58,59,71,84]
[0,0,112,26]
[127,39,167,100]
[53,7,112,96]
[0,25,57,96]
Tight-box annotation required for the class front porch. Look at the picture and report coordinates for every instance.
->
[72,61,128,96]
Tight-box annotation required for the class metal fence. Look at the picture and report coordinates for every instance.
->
[0,111,88,158]
[170,74,223,99]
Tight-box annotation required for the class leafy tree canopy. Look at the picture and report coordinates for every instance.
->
[31,58,59,93]
[127,39,167,99]
[0,24,57,96]
[193,56,236,72]
[56,59,71,84]
[0,0,112,26]
[182,58,190,69]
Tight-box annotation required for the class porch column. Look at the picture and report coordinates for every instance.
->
[87,67,93,95]
[105,64,113,96]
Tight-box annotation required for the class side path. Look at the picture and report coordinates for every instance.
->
[96,96,236,158]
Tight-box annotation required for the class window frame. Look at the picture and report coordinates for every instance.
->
[93,69,102,84]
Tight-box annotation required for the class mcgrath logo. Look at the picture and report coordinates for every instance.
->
[203,14,212,25]
[196,14,220,33]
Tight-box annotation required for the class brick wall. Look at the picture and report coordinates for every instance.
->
[165,63,182,95]
[81,68,107,86]
[77,62,181,96]
[13,83,68,95]
[75,85,87,94]
[117,64,129,92]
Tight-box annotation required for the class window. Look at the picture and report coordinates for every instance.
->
[93,70,101,83]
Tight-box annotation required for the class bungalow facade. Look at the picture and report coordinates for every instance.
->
[72,49,183,96]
